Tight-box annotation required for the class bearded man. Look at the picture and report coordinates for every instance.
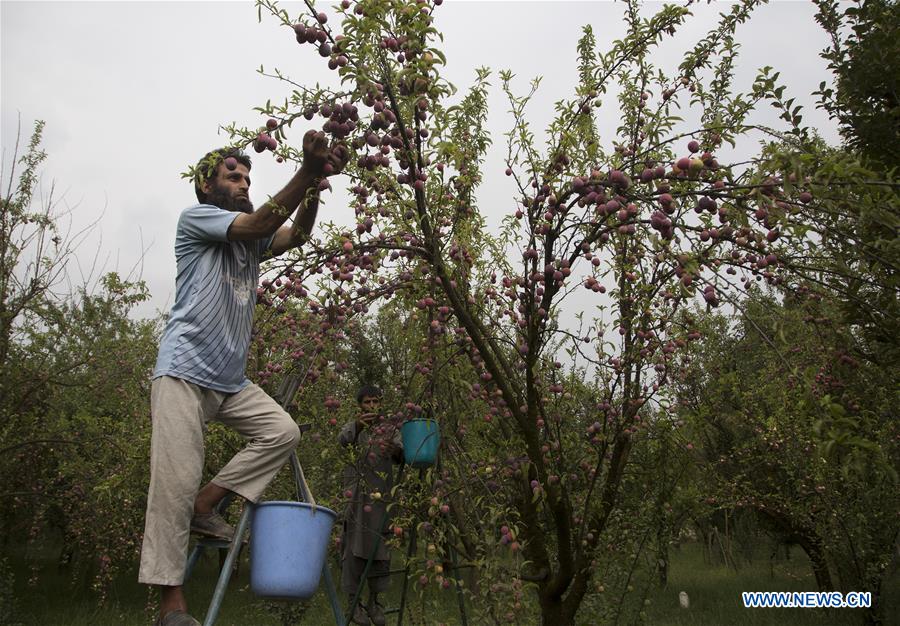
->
[139,130,347,626]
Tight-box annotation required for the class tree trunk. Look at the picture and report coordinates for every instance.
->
[538,595,566,626]
[804,541,833,592]
[657,538,669,587]
[537,587,577,626]
[535,566,591,626]
[861,568,884,626]
[756,506,834,591]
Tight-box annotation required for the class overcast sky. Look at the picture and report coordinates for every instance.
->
[1,1,838,321]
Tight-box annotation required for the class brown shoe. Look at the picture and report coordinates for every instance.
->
[153,609,201,626]
[348,603,369,625]
[190,512,234,542]
[367,600,386,626]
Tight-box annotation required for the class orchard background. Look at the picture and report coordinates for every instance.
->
[1,1,897,625]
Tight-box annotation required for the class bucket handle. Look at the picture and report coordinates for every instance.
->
[411,430,438,459]
[298,461,316,507]
[290,452,320,511]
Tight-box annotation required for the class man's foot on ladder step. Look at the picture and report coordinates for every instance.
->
[190,512,235,542]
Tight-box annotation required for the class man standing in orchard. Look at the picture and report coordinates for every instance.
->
[140,129,348,626]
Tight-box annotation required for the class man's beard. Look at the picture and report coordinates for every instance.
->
[206,185,254,214]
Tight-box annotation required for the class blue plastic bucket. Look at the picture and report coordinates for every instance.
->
[401,419,441,468]
[249,501,337,599]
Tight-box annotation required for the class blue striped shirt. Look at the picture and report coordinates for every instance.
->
[153,204,274,393]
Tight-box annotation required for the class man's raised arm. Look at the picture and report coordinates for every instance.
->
[227,130,346,250]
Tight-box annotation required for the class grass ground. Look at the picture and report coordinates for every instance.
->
[6,540,897,625]
[641,543,894,626]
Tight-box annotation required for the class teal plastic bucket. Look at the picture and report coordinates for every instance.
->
[250,501,337,599]
[401,419,440,468]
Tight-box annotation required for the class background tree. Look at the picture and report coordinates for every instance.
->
[813,0,900,169]
[0,121,159,603]
[673,289,898,625]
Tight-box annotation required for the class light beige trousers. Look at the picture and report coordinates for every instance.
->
[138,376,300,586]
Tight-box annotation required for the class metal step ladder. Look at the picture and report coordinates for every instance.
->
[184,448,345,626]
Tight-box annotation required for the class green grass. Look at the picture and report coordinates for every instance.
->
[12,549,275,626]
[6,541,898,625]
[9,546,460,626]
[642,543,897,626]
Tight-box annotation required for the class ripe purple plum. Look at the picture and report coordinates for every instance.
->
[609,170,629,188]
[253,133,268,153]
[697,196,716,212]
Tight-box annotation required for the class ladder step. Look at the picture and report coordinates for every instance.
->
[194,538,233,549]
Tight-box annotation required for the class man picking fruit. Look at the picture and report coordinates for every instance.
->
[139,129,348,626]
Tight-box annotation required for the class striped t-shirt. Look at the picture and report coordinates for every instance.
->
[153,204,274,393]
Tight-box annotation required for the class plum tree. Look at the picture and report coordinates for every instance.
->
[673,290,898,624]
[212,0,895,622]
